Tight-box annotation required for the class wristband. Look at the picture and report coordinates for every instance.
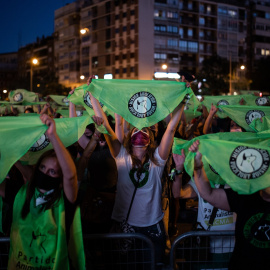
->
[194,163,203,171]
[169,168,183,181]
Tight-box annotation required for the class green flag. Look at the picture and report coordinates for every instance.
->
[249,116,270,132]
[20,115,93,165]
[87,79,200,130]
[49,95,69,107]
[219,105,270,132]
[243,95,270,106]
[0,115,93,183]
[201,94,261,118]
[9,89,37,103]
[173,131,270,194]
[67,84,115,118]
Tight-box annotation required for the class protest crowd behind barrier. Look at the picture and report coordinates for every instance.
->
[0,78,270,270]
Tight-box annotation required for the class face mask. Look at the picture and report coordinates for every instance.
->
[131,129,150,147]
[35,170,62,190]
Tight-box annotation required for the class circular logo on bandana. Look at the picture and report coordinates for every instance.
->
[209,164,219,175]
[13,92,23,102]
[245,110,265,125]
[229,146,270,179]
[62,97,69,104]
[255,96,269,106]
[30,134,50,152]
[128,91,157,118]
[217,100,229,112]
[83,92,104,109]
[217,100,229,106]
[76,110,84,116]
[244,213,270,248]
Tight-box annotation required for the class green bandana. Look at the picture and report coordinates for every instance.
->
[173,131,270,195]
[129,162,150,188]
[87,79,200,130]
[9,89,37,104]
[8,184,85,269]
[30,188,55,216]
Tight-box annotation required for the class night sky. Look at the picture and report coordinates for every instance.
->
[0,0,75,54]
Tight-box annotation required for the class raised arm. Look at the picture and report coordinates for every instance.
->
[172,151,197,199]
[188,140,230,211]
[158,103,185,160]
[89,92,121,158]
[114,113,125,144]
[203,103,218,134]
[76,126,100,184]
[40,114,78,203]
[69,89,77,118]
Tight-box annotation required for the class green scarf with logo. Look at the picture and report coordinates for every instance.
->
[173,131,270,194]
[8,185,85,269]
[0,115,93,183]
[218,105,270,132]
[9,89,37,104]
[87,79,200,130]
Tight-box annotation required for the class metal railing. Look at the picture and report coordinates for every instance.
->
[83,233,156,270]
[0,231,235,270]
[170,230,235,270]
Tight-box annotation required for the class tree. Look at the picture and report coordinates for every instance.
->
[250,56,270,93]
[198,54,230,96]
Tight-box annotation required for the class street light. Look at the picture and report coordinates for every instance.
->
[30,58,39,92]
[80,28,89,35]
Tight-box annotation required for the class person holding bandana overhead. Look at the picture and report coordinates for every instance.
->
[4,114,85,270]
[88,81,186,269]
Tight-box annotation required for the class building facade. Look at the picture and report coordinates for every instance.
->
[53,0,251,88]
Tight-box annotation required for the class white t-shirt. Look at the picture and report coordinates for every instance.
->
[112,145,166,227]
[188,179,236,253]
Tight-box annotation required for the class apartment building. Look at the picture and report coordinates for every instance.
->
[17,36,55,92]
[246,0,270,74]
[0,52,18,99]
[53,0,251,88]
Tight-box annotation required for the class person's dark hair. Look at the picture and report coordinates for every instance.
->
[124,127,160,174]
[21,149,63,219]
[213,117,231,133]
[24,107,34,113]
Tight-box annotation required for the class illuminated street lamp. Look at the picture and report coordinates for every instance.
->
[30,58,39,92]
[162,64,168,70]
[240,65,245,70]
[80,75,85,80]
[80,28,89,35]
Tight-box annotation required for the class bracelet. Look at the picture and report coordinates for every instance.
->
[169,168,183,181]
[194,163,203,171]
[175,169,183,175]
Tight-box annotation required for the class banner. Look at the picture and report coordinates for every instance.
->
[173,131,270,194]
[219,105,270,132]
[0,115,93,183]
[87,79,200,130]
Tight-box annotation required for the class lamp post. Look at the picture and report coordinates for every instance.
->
[80,27,91,82]
[2,89,7,100]
[30,58,38,92]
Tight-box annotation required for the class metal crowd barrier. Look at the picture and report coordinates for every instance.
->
[83,233,156,270]
[170,230,235,270]
[0,231,235,270]
[0,237,9,270]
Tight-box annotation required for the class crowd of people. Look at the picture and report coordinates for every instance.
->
[0,76,270,270]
